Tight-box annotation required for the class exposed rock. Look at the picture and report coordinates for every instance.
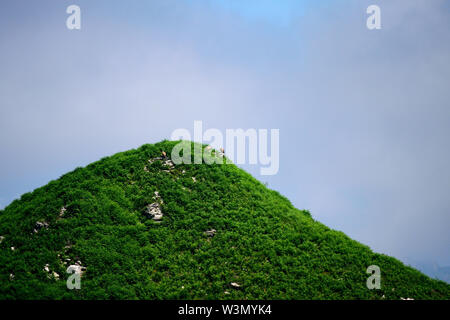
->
[205,229,217,237]
[230,282,241,289]
[33,221,49,233]
[36,221,49,228]
[144,203,163,221]
[43,264,59,280]
[148,156,163,164]
[163,159,175,169]
[10,246,15,251]
[59,243,76,266]
[153,191,163,204]
[147,155,175,171]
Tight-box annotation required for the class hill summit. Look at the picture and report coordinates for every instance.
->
[0,141,448,299]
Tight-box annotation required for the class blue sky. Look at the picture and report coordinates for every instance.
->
[0,0,449,274]
[209,0,310,26]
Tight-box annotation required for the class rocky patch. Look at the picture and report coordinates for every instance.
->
[43,264,60,280]
[147,151,176,173]
[144,203,163,222]
[204,229,217,237]
[59,206,67,217]
[33,221,49,233]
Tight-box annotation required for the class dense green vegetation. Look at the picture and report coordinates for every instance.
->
[0,140,448,299]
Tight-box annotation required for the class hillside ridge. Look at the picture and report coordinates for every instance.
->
[0,140,448,299]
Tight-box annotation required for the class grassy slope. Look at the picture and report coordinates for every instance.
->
[0,141,448,299]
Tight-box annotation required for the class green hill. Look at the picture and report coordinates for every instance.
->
[0,141,448,299]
